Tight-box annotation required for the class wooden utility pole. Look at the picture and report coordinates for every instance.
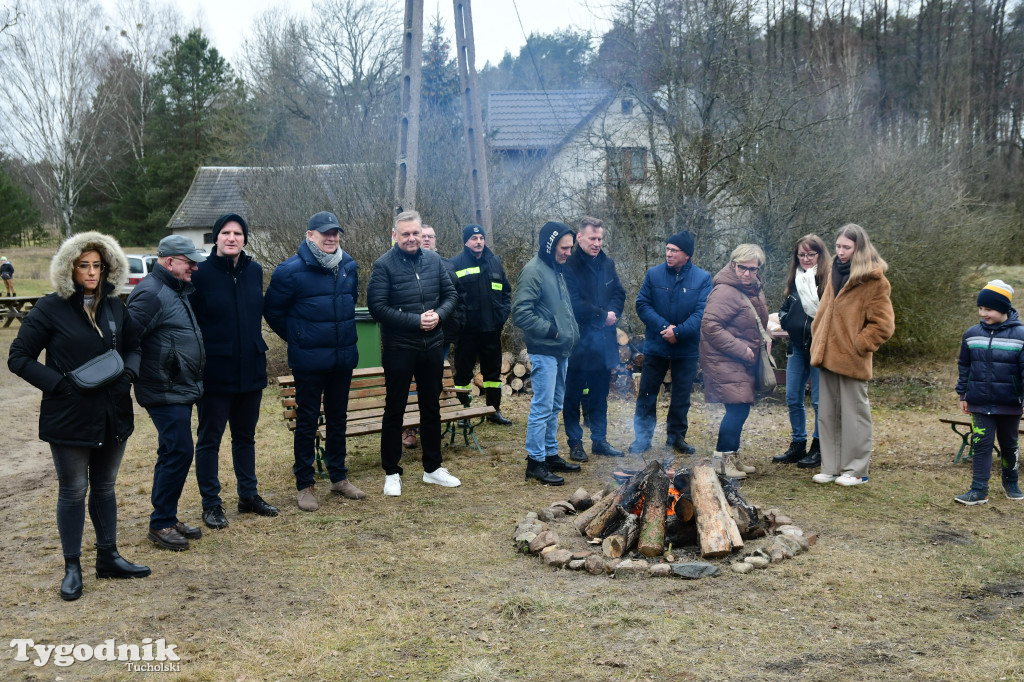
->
[395,0,424,213]
[452,0,493,239]
[394,0,492,239]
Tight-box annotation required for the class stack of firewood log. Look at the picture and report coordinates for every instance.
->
[488,331,650,397]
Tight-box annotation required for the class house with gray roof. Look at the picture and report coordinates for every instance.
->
[487,90,668,216]
[167,164,358,257]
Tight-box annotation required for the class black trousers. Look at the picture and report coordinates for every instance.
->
[381,345,445,476]
[453,329,503,409]
[293,370,352,490]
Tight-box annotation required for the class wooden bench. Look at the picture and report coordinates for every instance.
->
[939,417,1024,464]
[279,363,496,478]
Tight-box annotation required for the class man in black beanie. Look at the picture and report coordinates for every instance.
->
[512,221,580,485]
[449,224,513,424]
[630,230,712,455]
[191,213,279,527]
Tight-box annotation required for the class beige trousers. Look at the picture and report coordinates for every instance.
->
[817,368,873,478]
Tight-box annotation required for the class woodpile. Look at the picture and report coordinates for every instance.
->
[493,333,648,398]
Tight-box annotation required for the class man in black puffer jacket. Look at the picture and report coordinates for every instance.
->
[190,214,279,530]
[127,235,207,551]
[368,211,460,497]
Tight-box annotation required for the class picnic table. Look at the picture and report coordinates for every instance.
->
[0,295,41,327]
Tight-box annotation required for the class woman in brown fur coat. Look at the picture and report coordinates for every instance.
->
[809,223,895,486]
[700,244,770,479]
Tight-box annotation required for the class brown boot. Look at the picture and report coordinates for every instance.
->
[297,486,319,511]
[330,479,366,500]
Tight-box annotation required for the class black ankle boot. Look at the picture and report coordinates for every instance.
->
[61,557,83,601]
[773,440,807,464]
[525,458,564,485]
[546,454,581,472]
[96,546,152,579]
[797,438,821,468]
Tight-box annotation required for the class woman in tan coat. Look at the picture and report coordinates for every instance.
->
[700,244,770,479]
[809,223,895,486]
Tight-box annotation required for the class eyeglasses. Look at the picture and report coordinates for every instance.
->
[75,262,107,272]
[797,252,818,260]
[733,263,759,274]
[171,256,198,268]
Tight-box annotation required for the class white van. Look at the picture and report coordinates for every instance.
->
[123,254,158,293]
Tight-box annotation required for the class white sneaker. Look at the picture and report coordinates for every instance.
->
[835,474,868,486]
[812,473,837,484]
[383,474,402,496]
[423,467,461,488]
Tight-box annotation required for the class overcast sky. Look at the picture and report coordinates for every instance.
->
[143,0,613,69]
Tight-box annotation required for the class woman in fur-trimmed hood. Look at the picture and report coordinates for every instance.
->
[8,231,150,602]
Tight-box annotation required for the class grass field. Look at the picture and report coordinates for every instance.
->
[0,250,1022,680]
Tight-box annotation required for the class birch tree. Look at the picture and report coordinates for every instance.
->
[0,0,113,237]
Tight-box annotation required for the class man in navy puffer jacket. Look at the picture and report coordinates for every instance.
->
[630,231,712,455]
[265,211,365,511]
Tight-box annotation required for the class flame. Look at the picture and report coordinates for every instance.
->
[667,485,680,517]
[629,493,645,516]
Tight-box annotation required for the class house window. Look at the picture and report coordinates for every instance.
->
[607,147,647,184]
[203,232,215,245]
[621,98,633,115]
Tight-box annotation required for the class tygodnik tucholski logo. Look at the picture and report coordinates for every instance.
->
[10,638,181,670]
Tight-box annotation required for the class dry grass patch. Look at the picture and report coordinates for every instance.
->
[1,315,1022,679]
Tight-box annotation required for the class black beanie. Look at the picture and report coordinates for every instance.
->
[212,213,249,245]
[463,224,484,243]
[667,230,694,256]
[538,221,575,266]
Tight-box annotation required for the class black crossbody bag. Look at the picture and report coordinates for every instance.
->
[66,299,124,391]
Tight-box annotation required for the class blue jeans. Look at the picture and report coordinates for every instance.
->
[195,390,262,507]
[563,363,610,445]
[50,440,127,557]
[146,404,195,529]
[715,403,751,452]
[525,354,567,462]
[785,349,819,441]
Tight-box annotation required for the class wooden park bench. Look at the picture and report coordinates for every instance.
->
[939,417,1024,464]
[0,295,41,328]
[278,363,496,478]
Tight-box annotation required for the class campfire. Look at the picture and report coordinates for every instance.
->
[514,460,816,578]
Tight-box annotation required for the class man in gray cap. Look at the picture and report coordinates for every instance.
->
[265,211,365,511]
[128,235,208,551]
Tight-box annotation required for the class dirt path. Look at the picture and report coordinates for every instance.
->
[0,378,53,502]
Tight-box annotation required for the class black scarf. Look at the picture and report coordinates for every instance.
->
[832,257,851,296]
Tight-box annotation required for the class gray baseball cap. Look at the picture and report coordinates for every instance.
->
[158,235,207,262]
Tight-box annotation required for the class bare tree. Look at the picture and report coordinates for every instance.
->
[1,1,22,33]
[0,0,114,236]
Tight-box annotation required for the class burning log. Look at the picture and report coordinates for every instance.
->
[637,467,670,557]
[602,513,640,558]
[690,465,744,558]
[583,460,660,539]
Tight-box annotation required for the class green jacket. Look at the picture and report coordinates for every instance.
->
[512,255,579,358]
